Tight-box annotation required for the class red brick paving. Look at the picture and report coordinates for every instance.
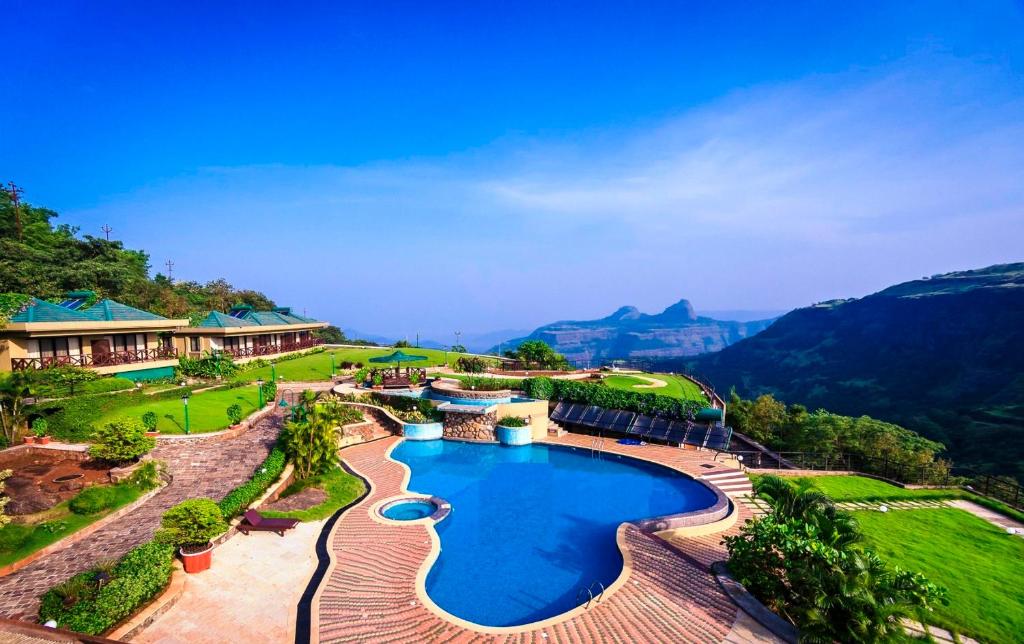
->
[317,436,752,643]
[0,413,282,621]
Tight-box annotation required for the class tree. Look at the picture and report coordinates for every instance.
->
[314,325,346,344]
[88,418,156,464]
[450,344,467,353]
[279,398,344,479]
[38,365,97,396]
[726,476,947,642]
[0,371,34,446]
[506,340,571,370]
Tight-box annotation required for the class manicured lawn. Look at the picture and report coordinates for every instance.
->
[855,508,1024,643]
[95,385,261,434]
[0,483,144,568]
[260,467,366,522]
[602,373,708,404]
[241,348,478,383]
[790,475,964,502]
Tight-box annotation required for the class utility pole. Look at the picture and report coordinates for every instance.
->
[165,259,175,282]
[454,330,462,350]
[3,181,25,241]
[101,224,113,241]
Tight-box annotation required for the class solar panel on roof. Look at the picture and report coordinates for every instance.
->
[229,309,250,318]
[647,418,671,440]
[58,297,89,310]
[608,411,636,432]
[704,425,733,451]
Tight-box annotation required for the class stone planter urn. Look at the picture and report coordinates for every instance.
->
[496,425,532,446]
[23,436,36,445]
[180,544,214,574]
[35,435,51,445]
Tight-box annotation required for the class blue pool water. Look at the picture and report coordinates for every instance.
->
[390,440,718,627]
[382,500,437,521]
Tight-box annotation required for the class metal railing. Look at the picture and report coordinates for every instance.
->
[221,338,323,358]
[12,347,178,370]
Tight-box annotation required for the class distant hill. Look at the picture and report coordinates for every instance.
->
[688,263,1024,480]
[492,299,776,364]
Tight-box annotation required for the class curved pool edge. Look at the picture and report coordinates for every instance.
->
[380,436,740,634]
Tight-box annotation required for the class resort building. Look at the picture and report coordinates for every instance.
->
[0,292,189,380]
[176,304,327,362]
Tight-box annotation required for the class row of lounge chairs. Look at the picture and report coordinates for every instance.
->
[550,402,733,452]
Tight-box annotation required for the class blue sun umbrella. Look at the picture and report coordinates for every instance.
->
[368,350,428,371]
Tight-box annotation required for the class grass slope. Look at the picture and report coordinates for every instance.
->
[791,475,963,502]
[855,508,1024,643]
[0,484,144,568]
[260,467,366,522]
[95,385,261,434]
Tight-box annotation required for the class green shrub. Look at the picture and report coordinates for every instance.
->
[454,356,488,373]
[218,448,287,519]
[154,499,227,548]
[127,461,162,491]
[353,367,369,385]
[140,411,158,433]
[81,377,136,395]
[69,487,117,515]
[260,380,277,404]
[522,377,554,400]
[0,524,33,552]
[226,403,243,425]
[38,542,175,636]
[88,418,156,464]
[497,416,527,427]
[176,353,238,379]
[31,418,48,437]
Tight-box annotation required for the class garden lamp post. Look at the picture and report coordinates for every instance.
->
[330,353,336,378]
[181,393,191,434]
[271,363,277,383]
[257,378,265,408]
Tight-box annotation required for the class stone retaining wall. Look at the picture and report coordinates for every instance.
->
[429,379,510,400]
[443,409,497,441]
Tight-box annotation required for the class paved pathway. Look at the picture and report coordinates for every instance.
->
[316,435,780,643]
[0,413,282,621]
[137,520,323,644]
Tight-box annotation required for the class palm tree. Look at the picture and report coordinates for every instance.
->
[755,475,861,545]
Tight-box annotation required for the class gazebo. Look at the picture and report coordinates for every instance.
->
[368,351,429,388]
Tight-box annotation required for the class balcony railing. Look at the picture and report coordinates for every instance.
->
[220,337,323,359]
[12,347,179,371]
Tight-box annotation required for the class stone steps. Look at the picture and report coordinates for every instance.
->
[698,468,753,497]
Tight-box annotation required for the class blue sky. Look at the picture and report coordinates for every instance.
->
[3,1,1023,340]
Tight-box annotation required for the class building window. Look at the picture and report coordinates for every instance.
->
[39,337,70,358]
[112,334,139,353]
[189,337,201,352]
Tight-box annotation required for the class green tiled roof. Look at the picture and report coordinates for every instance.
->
[9,298,93,323]
[80,299,169,322]
[9,297,172,324]
[194,308,320,328]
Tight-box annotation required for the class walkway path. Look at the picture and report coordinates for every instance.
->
[137,520,323,644]
[316,436,780,643]
[0,413,282,621]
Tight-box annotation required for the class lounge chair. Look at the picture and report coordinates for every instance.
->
[240,510,299,536]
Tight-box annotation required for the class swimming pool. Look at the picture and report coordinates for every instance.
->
[389,440,719,627]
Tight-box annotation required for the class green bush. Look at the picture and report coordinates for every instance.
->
[497,416,527,427]
[31,417,48,437]
[154,498,227,548]
[81,377,137,395]
[127,461,162,491]
[218,447,287,519]
[38,542,175,636]
[176,353,239,379]
[0,524,33,552]
[141,411,158,432]
[69,487,117,515]
[522,377,554,400]
[454,356,488,373]
[353,367,369,385]
[226,403,243,425]
[88,418,156,464]
[260,380,277,404]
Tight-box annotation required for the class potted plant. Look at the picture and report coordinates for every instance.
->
[226,403,243,427]
[372,371,384,390]
[155,498,228,574]
[496,416,532,446]
[353,367,369,387]
[32,418,50,445]
[141,411,160,437]
[409,370,422,388]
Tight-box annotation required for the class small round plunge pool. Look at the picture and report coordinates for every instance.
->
[383,500,437,521]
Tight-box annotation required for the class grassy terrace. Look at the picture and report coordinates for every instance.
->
[94,385,262,435]
[773,474,1024,642]
[600,373,708,404]
[260,467,366,522]
[241,347,481,383]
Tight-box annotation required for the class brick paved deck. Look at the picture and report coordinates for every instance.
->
[0,412,282,621]
[316,436,772,643]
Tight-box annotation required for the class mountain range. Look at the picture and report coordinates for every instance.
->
[492,299,776,363]
[684,263,1024,480]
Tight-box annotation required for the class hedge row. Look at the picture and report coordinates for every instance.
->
[217,447,287,519]
[38,542,175,636]
[521,377,702,420]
